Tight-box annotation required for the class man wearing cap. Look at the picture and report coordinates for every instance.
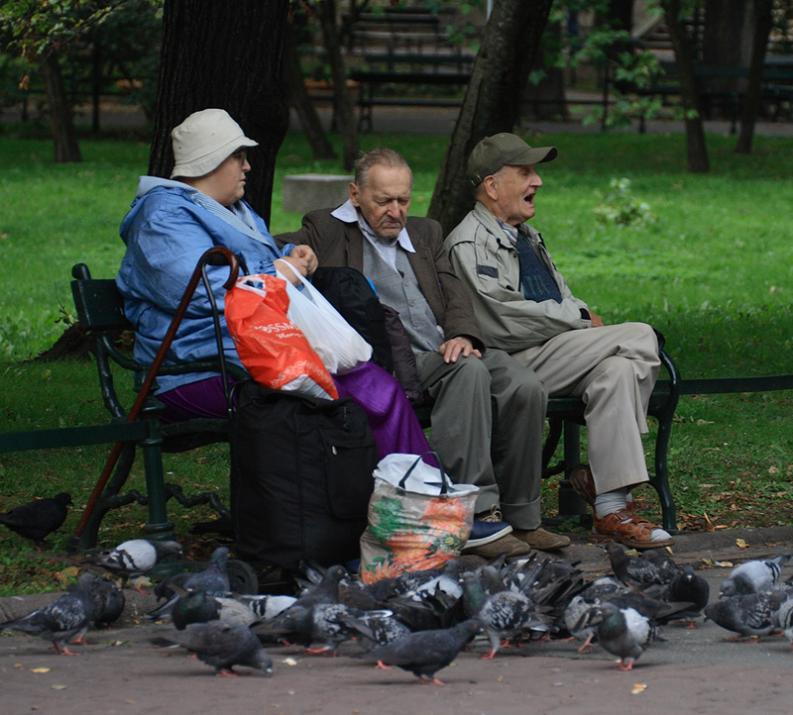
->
[279,147,571,558]
[444,133,672,549]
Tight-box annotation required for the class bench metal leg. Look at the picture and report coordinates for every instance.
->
[649,397,679,533]
[141,418,175,540]
[558,421,589,517]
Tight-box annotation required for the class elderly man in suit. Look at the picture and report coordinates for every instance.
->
[278,147,570,558]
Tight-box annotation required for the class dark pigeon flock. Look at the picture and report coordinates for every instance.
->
[3,537,793,681]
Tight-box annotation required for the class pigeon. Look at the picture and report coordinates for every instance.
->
[147,546,231,620]
[171,590,259,630]
[364,619,482,685]
[719,555,790,596]
[665,566,710,625]
[579,603,651,670]
[94,539,183,575]
[477,590,547,658]
[1,573,99,654]
[607,543,668,588]
[83,572,126,627]
[775,597,793,648]
[237,594,297,621]
[0,492,72,546]
[704,590,786,639]
[159,622,273,676]
[340,610,412,648]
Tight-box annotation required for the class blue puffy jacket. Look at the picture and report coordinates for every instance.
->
[116,177,294,392]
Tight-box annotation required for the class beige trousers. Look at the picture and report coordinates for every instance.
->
[509,322,660,494]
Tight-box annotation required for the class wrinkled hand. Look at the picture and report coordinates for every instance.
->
[289,245,318,275]
[589,310,605,327]
[274,256,308,284]
[439,336,481,364]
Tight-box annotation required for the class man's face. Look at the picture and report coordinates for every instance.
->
[488,164,543,226]
[349,164,412,240]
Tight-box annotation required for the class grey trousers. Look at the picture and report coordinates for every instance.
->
[509,322,660,495]
[415,348,546,529]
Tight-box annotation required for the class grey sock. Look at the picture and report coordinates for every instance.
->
[594,488,629,518]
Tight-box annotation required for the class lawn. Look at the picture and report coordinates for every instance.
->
[0,126,792,594]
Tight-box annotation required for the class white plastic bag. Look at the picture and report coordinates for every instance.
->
[277,262,372,375]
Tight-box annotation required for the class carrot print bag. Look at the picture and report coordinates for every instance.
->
[358,452,478,584]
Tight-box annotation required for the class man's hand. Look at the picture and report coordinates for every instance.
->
[589,310,605,327]
[274,256,308,284]
[439,336,482,364]
[289,245,318,275]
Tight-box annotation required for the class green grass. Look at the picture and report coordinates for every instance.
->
[1,127,792,593]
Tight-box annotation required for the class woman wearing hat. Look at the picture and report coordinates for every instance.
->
[116,108,430,457]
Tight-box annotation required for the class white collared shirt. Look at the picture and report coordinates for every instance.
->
[331,199,415,271]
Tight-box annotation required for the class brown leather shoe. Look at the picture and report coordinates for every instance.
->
[512,527,571,551]
[462,533,532,560]
[593,509,673,549]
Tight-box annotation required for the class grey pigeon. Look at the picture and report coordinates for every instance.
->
[704,590,786,638]
[775,597,793,648]
[161,621,273,676]
[1,574,98,654]
[607,543,668,588]
[719,555,790,596]
[237,594,296,621]
[364,619,482,685]
[580,603,651,670]
[83,572,126,627]
[340,610,412,648]
[94,538,182,575]
[0,492,72,546]
[171,590,258,630]
[477,590,547,658]
[148,546,231,620]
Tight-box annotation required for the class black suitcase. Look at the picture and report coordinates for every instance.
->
[230,381,378,572]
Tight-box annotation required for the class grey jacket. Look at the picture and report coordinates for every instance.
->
[444,202,591,352]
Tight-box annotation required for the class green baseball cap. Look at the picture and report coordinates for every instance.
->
[467,132,557,187]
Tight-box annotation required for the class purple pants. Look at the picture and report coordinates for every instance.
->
[157,362,432,460]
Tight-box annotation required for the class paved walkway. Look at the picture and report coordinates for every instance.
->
[2,527,793,715]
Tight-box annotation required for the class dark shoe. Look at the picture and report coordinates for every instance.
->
[512,527,571,551]
[463,533,531,560]
[464,506,513,548]
[593,510,673,549]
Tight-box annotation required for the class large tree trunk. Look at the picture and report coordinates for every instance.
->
[662,0,709,173]
[285,21,335,160]
[428,0,553,235]
[148,0,290,223]
[703,0,753,94]
[736,0,774,154]
[317,0,357,171]
[41,54,82,163]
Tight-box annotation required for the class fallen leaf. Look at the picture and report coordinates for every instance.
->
[496,675,504,683]
[30,667,51,674]
[51,684,67,691]
[702,512,714,532]
[631,683,647,695]
[110,640,127,647]
[715,560,734,568]
[736,538,749,549]
[714,524,729,530]
[53,566,80,587]
[282,657,298,666]
[768,466,779,475]
[14,662,22,669]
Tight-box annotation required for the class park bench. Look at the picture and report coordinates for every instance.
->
[0,255,683,551]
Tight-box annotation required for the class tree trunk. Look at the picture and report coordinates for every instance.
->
[428,0,553,235]
[41,54,82,163]
[662,0,709,173]
[317,0,357,171]
[704,0,753,94]
[285,21,335,160]
[736,0,774,154]
[148,0,290,224]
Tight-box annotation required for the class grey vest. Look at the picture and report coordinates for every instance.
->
[362,240,443,353]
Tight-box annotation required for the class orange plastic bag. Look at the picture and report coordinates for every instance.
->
[225,274,338,400]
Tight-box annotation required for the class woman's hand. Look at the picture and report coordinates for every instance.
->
[289,245,318,275]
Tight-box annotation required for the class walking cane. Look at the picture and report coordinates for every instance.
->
[74,246,241,539]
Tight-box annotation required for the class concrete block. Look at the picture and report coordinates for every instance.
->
[282,173,352,214]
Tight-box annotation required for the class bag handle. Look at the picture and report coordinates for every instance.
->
[398,451,451,496]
